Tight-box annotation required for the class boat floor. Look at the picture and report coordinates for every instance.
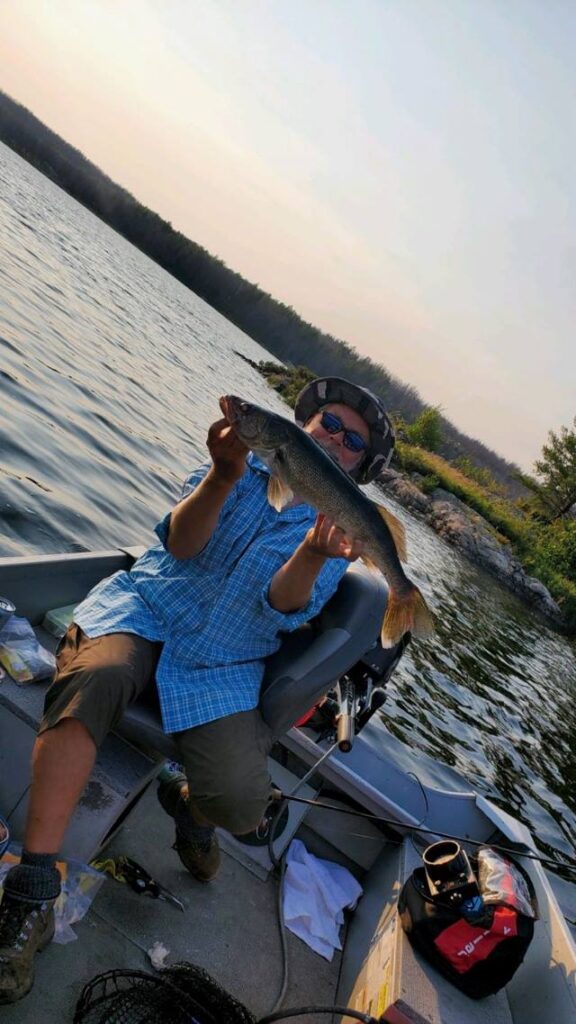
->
[1,784,344,1023]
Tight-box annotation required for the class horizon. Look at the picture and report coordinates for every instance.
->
[0,1,574,472]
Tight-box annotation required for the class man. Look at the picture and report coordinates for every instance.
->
[0,376,395,1004]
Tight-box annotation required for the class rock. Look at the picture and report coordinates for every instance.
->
[379,468,403,482]
[516,575,563,622]
[379,474,432,514]
[430,488,467,509]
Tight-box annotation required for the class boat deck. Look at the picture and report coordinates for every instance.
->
[2,549,576,1022]
[1,782,344,1023]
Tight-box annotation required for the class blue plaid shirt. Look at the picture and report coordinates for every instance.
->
[74,454,348,733]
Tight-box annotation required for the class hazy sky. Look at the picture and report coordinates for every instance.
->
[1,0,574,470]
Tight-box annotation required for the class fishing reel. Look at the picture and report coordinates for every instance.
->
[310,633,411,752]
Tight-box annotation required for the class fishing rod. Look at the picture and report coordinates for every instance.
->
[270,789,576,876]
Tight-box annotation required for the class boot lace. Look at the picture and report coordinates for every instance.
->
[0,896,45,952]
[174,824,215,854]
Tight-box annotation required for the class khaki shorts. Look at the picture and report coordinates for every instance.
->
[41,624,273,834]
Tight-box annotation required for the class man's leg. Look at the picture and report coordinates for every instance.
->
[22,626,160,855]
[158,709,273,881]
[0,625,160,1004]
[25,718,97,855]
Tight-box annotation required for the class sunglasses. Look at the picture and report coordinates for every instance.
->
[319,411,368,453]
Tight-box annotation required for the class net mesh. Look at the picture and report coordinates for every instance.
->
[73,963,257,1024]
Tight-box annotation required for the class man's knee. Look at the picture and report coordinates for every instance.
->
[192,786,269,835]
[188,758,271,834]
[177,709,273,834]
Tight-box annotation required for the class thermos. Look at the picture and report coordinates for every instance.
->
[423,839,480,907]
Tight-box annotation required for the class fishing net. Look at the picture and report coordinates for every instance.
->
[73,963,257,1024]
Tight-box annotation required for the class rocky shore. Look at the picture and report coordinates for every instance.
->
[377,469,563,625]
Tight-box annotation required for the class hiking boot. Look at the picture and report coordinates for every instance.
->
[172,827,221,883]
[0,893,55,1004]
[157,771,221,882]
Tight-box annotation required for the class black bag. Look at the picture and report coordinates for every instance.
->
[398,851,537,1000]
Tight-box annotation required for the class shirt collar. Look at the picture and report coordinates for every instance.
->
[246,451,270,475]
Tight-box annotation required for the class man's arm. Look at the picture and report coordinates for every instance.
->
[167,418,249,560]
[268,514,364,613]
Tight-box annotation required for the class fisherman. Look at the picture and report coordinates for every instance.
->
[0,377,395,1005]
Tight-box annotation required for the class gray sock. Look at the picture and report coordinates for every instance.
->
[3,850,61,903]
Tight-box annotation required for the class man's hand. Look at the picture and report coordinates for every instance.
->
[268,513,363,613]
[303,513,364,562]
[207,417,249,484]
[167,414,248,559]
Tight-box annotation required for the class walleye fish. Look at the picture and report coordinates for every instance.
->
[221,394,434,648]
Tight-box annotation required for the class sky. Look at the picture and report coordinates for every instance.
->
[0,0,574,471]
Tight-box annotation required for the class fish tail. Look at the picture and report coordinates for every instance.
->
[380,583,435,648]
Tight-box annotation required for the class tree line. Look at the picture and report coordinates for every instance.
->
[0,89,544,498]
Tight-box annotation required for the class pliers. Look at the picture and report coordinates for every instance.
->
[91,854,185,911]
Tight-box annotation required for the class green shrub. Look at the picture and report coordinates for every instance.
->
[404,407,443,452]
[258,362,315,408]
[419,474,441,495]
[527,521,576,584]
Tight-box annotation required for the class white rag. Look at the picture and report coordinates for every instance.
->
[283,839,363,961]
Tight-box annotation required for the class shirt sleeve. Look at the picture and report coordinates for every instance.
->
[259,556,349,633]
[154,463,212,549]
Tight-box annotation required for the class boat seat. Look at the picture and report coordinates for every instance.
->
[116,564,390,759]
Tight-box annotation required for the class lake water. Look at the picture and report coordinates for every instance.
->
[1,142,575,923]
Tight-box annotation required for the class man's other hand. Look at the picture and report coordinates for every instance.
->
[207,418,249,484]
[304,513,364,561]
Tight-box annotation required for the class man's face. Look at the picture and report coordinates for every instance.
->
[304,402,370,475]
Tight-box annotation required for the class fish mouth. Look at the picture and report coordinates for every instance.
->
[219,394,249,425]
[220,395,266,447]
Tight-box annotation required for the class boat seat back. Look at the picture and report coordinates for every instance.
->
[117,564,389,757]
[259,564,387,736]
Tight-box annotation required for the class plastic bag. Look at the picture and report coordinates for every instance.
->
[0,615,56,684]
[478,847,536,919]
[0,845,105,944]
[0,816,9,858]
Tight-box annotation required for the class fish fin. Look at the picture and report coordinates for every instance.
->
[360,554,379,573]
[380,584,435,648]
[267,476,293,512]
[375,503,407,562]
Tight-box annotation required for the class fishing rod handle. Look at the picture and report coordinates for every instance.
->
[337,713,355,752]
[337,677,357,752]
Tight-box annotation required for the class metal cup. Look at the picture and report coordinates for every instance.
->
[0,597,16,631]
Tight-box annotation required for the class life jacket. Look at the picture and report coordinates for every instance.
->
[398,850,537,1000]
